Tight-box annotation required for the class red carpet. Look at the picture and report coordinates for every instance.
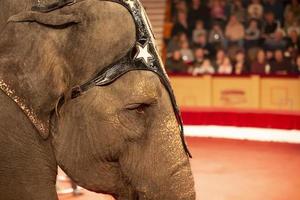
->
[181,107,300,130]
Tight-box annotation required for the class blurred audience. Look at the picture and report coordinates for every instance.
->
[166,0,300,75]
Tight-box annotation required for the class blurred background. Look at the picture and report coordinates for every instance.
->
[58,0,300,199]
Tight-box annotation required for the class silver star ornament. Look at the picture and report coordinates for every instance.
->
[134,42,154,66]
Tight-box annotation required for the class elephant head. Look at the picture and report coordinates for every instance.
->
[0,0,195,199]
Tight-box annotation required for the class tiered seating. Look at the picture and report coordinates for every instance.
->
[141,0,166,52]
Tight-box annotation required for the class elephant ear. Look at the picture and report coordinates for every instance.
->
[4,10,81,140]
[7,10,81,27]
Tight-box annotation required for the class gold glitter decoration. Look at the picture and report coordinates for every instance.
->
[0,79,48,136]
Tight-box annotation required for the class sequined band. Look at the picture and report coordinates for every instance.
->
[0,79,48,136]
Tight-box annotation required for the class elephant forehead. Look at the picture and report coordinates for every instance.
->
[117,71,162,100]
[79,0,136,52]
[65,0,136,78]
[85,71,162,106]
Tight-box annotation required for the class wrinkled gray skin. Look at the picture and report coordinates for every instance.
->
[0,0,195,199]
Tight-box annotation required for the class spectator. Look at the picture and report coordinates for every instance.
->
[286,20,300,36]
[192,20,207,43]
[189,47,205,73]
[166,50,187,73]
[193,48,206,67]
[266,50,274,61]
[209,0,227,21]
[172,0,188,21]
[187,0,202,30]
[193,34,215,57]
[264,29,288,51]
[287,30,300,53]
[192,59,215,75]
[245,19,261,49]
[251,49,270,74]
[295,55,300,74]
[233,51,249,74]
[269,49,293,74]
[248,0,264,20]
[208,23,227,49]
[188,0,211,29]
[230,0,247,23]
[171,10,190,37]
[179,40,194,64]
[286,30,300,62]
[218,56,233,74]
[263,0,284,23]
[242,0,251,7]
[225,15,245,47]
[213,49,226,69]
[167,32,188,55]
[284,10,297,33]
[284,0,300,21]
[262,11,280,39]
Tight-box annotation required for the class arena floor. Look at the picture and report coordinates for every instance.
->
[58,137,300,200]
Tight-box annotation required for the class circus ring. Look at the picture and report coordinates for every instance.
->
[58,75,300,200]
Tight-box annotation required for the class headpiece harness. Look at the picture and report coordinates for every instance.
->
[32,0,192,157]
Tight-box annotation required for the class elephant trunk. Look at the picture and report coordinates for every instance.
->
[143,158,195,200]
[120,114,196,200]
[132,146,195,200]
[149,114,195,200]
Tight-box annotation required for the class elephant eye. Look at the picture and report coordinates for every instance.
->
[125,103,151,114]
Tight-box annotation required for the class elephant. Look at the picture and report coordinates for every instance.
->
[0,0,196,199]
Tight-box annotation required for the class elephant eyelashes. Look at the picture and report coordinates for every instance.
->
[125,103,151,114]
[135,104,150,114]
